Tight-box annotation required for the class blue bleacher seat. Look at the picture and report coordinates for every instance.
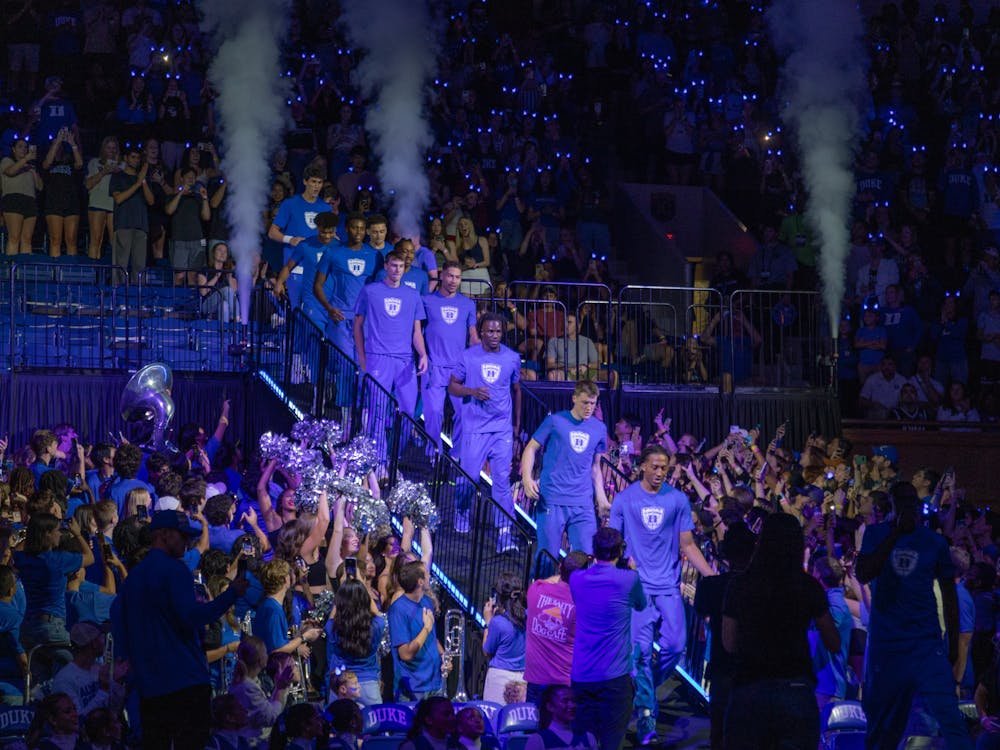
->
[362,703,413,736]
[360,737,406,750]
[825,731,866,750]
[503,735,533,750]
[496,703,538,737]
[821,701,867,734]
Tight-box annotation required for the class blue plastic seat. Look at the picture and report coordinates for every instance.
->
[362,703,413,736]
[496,703,538,736]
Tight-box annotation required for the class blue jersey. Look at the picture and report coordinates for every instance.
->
[414,245,437,275]
[290,236,334,316]
[316,243,380,318]
[272,194,325,264]
[355,281,425,358]
[389,594,442,694]
[609,481,694,594]
[533,411,606,506]
[860,522,954,649]
[422,291,477,367]
[454,344,520,434]
[377,266,430,296]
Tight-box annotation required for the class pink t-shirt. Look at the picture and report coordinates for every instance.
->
[524,579,576,685]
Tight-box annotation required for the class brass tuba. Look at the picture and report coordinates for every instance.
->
[120,363,176,452]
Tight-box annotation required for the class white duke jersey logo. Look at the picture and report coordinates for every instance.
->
[441,306,459,324]
[347,258,366,276]
[384,297,402,317]
[304,211,318,229]
[891,548,919,577]
[405,281,416,289]
[641,506,665,531]
[569,430,590,454]
[481,362,501,384]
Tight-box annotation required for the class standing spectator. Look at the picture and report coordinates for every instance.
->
[110,145,154,278]
[569,527,644,750]
[4,0,43,96]
[157,77,191,173]
[84,136,121,260]
[523,551,590,705]
[928,295,970,387]
[481,572,527,704]
[521,380,609,568]
[40,126,84,258]
[421,261,479,447]
[324,578,385,707]
[353,250,428,419]
[811,556,854,708]
[107,444,152,519]
[165,166,210,284]
[389,560,445,700]
[115,75,156,140]
[1,138,42,255]
[610,445,715,744]
[446,217,492,297]
[15,514,94,657]
[448,312,521,546]
[856,484,973,750]
[722,513,840,750]
[881,285,923,377]
[978,289,1000,387]
[662,96,697,186]
[854,235,899,307]
[252,559,321,656]
[693,523,756,750]
[112,510,248,750]
[854,301,887,384]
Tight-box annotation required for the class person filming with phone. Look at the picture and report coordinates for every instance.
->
[112,509,250,750]
[324,561,386,706]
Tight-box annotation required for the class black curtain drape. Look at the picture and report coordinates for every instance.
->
[0,371,297,454]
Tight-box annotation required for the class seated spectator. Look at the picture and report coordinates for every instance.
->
[908,354,944,409]
[890,383,930,426]
[205,693,251,750]
[229,636,294,738]
[25,692,81,750]
[859,356,906,420]
[51,622,120,715]
[399,697,456,750]
[545,313,600,381]
[269,703,325,750]
[525,685,597,750]
[937,381,980,425]
[326,698,363,750]
[454,706,502,750]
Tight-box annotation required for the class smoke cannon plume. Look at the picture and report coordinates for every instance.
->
[767,0,868,336]
[342,0,437,241]
[201,0,289,323]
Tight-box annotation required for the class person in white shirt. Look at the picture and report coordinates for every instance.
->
[854,235,899,306]
[859,356,907,419]
[51,622,124,716]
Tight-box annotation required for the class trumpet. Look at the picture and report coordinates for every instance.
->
[287,624,313,703]
[443,609,468,702]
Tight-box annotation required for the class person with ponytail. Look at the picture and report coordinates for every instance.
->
[524,685,596,750]
[268,702,325,750]
[481,571,527,704]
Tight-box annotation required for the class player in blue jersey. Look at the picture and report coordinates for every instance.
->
[609,445,715,744]
[365,214,390,266]
[272,212,338,327]
[313,213,377,357]
[448,313,522,550]
[376,238,430,295]
[354,247,428,418]
[422,260,478,447]
[266,164,326,309]
[520,380,609,569]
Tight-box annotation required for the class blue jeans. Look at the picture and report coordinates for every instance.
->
[632,592,686,723]
[533,497,596,574]
[724,678,819,750]
[572,673,633,750]
[863,640,973,750]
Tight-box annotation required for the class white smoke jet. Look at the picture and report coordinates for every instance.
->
[767,0,868,336]
[341,0,437,240]
[201,0,289,324]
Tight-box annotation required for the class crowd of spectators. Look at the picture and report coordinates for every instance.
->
[0,397,992,747]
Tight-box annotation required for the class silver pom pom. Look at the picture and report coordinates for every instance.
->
[349,491,391,535]
[259,432,291,461]
[291,418,343,454]
[294,463,335,515]
[386,479,439,531]
[340,436,379,481]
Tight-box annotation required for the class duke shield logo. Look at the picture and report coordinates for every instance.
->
[641,506,665,531]
[384,297,402,317]
[891,548,919,577]
[304,211,318,229]
[347,258,366,276]
[441,306,459,324]
[569,430,589,454]
[481,363,501,384]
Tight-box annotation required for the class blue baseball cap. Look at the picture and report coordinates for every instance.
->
[149,510,201,537]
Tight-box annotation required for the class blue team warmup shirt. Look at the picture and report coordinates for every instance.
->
[273,194,325,262]
[860,522,954,648]
[609,482,694,594]
[422,292,477,367]
[454,344,521,434]
[316,243,380,318]
[291,236,335,317]
[354,281,425,358]
[533,411,607,507]
[377,266,430,296]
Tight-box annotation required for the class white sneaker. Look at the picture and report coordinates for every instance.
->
[496,527,519,554]
[454,509,471,534]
